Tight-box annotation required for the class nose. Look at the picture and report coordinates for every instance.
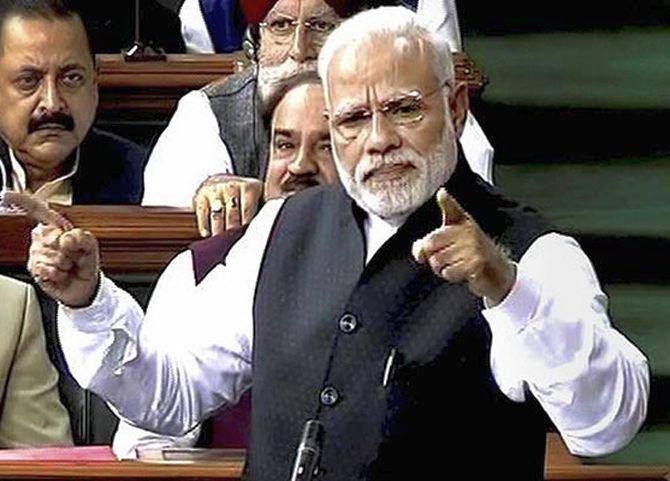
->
[38,78,65,113]
[365,111,402,156]
[288,23,316,63]
[287,143,318,176]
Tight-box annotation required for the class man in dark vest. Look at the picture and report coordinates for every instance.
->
[0,0,144,205]
[28,6,648,480]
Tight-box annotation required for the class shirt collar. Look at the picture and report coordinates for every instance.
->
[9,147,80,204]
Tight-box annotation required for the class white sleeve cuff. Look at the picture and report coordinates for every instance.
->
[482,263,541,336]
[60,274,119,333]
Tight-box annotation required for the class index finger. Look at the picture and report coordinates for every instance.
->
[3,191,73,230]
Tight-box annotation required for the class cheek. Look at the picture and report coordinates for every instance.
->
[0,97,34,142]
[404,115,447,157]
[68,92,97,137]
[265,156,289,192]
[332,139,359,176]
[258,41,290,66]
[319,155,339,183]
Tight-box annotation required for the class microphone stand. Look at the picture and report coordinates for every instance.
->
[123,0,167,62]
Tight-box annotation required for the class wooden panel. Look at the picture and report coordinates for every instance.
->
[0,459,243,480]
[0,207,199,274]
[96,52,487,115]
[545,434,670,481]
[0,439,667,481]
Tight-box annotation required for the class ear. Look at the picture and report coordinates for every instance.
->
[446,81,469,137]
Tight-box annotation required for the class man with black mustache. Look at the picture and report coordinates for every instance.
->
[0,0,144,205]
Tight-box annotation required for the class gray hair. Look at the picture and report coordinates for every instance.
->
[317,6,454,98]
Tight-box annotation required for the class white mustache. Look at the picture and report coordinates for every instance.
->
[257,60,318,100]
[355,150,421,184]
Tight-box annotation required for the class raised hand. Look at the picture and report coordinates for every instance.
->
[6,192,101,307]
[412,188,516,305]
[193,174,264,237]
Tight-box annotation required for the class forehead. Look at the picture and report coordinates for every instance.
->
[0,15,92,68]
[273,83,327,130]
[270,0,335,17]
[327,35,439,106]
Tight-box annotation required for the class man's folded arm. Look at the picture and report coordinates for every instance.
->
[484,233,649,457]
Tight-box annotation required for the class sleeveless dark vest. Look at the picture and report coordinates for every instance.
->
[203,67,269,179]
[250,159,552,481]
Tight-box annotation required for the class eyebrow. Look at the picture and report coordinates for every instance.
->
[331,102,368,118]
[273,128,296,138]
[60,63,86,71]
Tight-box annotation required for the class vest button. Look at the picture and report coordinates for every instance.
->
[339,314,358,334]
[320,386,340,407]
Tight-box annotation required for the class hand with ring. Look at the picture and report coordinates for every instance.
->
[193,174,265,237]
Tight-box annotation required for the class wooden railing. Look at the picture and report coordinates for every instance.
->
[0,207,199,274]
[96,52,488,115]
[0,435,666,480]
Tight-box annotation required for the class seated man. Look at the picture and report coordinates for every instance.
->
[112,70,337,458]
[28,7,649,480]
[146,0,494,239]
[143,0,494,215]
[0,274,72,447]
[193,70,337,235]
[0,0,144,205]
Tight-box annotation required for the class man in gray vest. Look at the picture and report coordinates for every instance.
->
[142,0,390,209]
[141,0,496,238]
[28,7,648,480]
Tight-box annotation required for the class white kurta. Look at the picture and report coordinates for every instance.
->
[59,198,649,458]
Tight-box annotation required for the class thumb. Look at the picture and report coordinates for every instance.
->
[3,191,73,231]
[436,188,466,226]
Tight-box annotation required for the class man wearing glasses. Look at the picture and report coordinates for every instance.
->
[142,0,495,239]
[28,6,648,480]
[142,0,376,211]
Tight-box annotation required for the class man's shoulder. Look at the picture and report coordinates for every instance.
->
[283,185,349,212]
[85,128,146,161]
[0,276,30,333]
[74,129,146,204]
[0,275,29,303]
[201,67,256,99]
[81,128,147,173]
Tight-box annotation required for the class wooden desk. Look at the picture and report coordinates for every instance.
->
[545,434,670,480]
[96,52,487,115]
[0,438,667,481]
[0,207,199,274]
[0,459,243,480]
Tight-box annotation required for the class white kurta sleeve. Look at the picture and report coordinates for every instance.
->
[142,90,233,207]
[483,233,650,457]
[58,199,286,436]
[459,112,494,184]
[112,419,202,460]
[179,0,215,54]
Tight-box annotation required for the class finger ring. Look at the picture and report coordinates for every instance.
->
[210,199,223,213]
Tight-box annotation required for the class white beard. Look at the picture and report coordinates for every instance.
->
[257,59,318,103]
[335,129,457,223]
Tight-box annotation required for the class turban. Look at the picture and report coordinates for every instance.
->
[240,0,400,24]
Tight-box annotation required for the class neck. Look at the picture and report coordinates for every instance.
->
[15,151,69,193]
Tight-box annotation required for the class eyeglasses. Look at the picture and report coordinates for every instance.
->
[259,16,338,45]
[328,82,450,141]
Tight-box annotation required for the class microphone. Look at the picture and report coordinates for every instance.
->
[289,420,324,481]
